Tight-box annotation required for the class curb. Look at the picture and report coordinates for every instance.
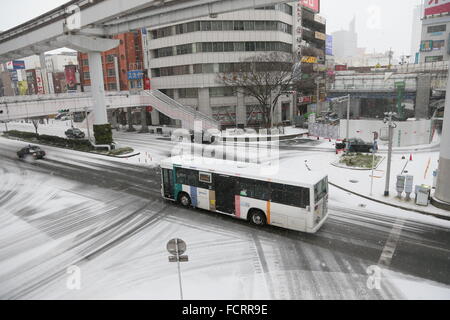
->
[329,181,450,221]
[111,152,141,159]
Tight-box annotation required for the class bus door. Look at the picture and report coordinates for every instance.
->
[162,168,175,200]
[215,175,236,215]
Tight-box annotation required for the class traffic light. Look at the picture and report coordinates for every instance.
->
[59,109,70,113]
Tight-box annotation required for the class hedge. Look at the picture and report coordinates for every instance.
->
[94,124,113,145]
[4,130,94,152]
[5,130,39,139]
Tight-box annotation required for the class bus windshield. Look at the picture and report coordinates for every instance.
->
[314,177,328,203]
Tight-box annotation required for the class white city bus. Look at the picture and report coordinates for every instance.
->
[160,156,329,234]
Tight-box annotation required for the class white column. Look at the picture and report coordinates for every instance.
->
[39,53,50,94]
[435,67,450,205]
[88,51,108,125]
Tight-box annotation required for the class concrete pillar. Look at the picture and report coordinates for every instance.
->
[415,74,432,119]
[88,51,108,125]
[198,88,211,117]
[236,91,246,127]
[39,53,50,95]
[127,108,136,132]
[151,109,160,126]
[433,69,450,210]
[140,107,149,133]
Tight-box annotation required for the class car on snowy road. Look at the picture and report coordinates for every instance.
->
[65,128,86,139]
[17,145,46,160]
[336,138,374,153]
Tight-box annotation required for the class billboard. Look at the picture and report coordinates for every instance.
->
[35,69,45,94]
[300,0,320,13]
[65,65,78,91]
[326,35,333,55]
[425,0,450,15]
[6,60,25,70]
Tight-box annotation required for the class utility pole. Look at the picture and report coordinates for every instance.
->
[384,112,397,197]
[85,107,92,142]
[346,94,351,146]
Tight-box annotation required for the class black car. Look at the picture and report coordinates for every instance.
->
[336,138,374,153]
[65,128,86,139]
[17,146,46,160]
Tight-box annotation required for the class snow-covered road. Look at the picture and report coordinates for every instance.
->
[0,136,449,300]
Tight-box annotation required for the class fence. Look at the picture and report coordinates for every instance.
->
[308,123,340,140]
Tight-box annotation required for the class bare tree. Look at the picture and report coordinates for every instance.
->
[31,119,40,135]
[217,52,296,128]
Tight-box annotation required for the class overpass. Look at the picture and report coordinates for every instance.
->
[0,0,290,143]
[0,90,219,130]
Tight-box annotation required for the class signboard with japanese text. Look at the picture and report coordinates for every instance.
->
[300,0,320,13]
[326,35,333,55]
[35,69,45,94]
[301,56,318,63]
[65,65,78,91]
[315,31,326,41]
[424,0,450,16]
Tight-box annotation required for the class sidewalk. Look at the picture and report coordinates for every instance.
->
[280,147,450,221]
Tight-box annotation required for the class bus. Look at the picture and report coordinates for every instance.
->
[160,156,329,233]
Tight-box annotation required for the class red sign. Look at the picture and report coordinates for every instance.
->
[335,65,348,71]
[425,0,450,15]
[144,77,151,90]
[300,0,320,13]
[147,106,153,113]
[65,65,78,91]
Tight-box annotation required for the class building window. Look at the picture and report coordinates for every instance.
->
[210,87,236,97]
[223,21,234,31]
[179,88,198,99]
[83,72,91,80]
[213,42,224,52]
[106,54,115,63]
[234,21,245,31]
[425,56,444,63]
[151,20,292,39]
[83,59,89,66]
[201,21,212,31]
[211,21,223,31]
[212,106,236,126]
[176,44,193,55]
[108,83,117,90]
[152,69,161,78]
[428,25,446,33]
[107,69,116,77]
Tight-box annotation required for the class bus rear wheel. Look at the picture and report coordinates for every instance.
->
[249,210,266,227]
[178,193,191,208]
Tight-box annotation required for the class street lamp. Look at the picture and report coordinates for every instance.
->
[383,112,397,197]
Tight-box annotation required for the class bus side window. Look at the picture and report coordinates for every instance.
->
[271,183,285,204]
[237,179,255,198]
[254,181,270,201]
[176,170,188,185]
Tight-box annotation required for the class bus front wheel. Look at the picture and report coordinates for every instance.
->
[178,193,191,208]
[249,210,266,227]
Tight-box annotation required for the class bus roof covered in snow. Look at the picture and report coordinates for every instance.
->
[160,155,326,187]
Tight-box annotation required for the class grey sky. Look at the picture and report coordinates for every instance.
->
[0,0,424,57]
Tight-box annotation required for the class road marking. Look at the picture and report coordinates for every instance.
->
[424,158,431,179]
[378,218,405,267]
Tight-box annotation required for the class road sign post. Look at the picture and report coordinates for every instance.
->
[167,238,188,300]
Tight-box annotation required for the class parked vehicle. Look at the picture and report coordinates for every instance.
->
[336,138,374,153]
[55,113,68,120]
[17,145,46,160]
[65,128,86,139]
